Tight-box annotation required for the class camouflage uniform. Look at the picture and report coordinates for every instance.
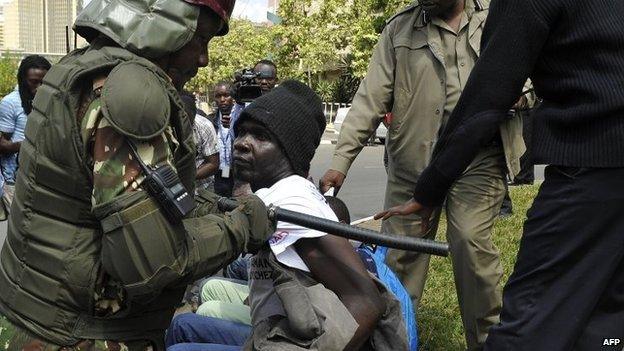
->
[0,81,167,351]
[0,1,276,349]
[1,315,149,351]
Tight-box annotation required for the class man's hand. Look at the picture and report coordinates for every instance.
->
[0,133,19,155]
[237,195,275,254]
[319,169,346,195]
[374,198,434,233]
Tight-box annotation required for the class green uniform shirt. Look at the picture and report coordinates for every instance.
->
[432,12,477,128]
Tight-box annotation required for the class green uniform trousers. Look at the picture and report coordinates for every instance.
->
[384,145,506,351]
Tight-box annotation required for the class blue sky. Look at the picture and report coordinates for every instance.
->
[82,0,268,23]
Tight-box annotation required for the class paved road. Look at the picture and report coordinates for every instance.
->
[310,143,388,220]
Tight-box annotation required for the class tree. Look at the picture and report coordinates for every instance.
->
[0,56,18,98]
[186,20,275,94]
[184,0,413,101]
[272,0,354,82]
[345,0,412,77]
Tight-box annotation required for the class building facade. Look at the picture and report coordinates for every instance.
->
[2,0,83,54]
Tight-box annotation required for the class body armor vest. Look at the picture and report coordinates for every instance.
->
[0,43,195,346]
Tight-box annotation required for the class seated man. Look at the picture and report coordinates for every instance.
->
[181,196,355,327]
[166,80,406,351]
[171,196,418,350]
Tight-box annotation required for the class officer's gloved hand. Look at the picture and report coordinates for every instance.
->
[236,194,275,254]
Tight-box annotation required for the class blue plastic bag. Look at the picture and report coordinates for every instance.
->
[357,245,418,351]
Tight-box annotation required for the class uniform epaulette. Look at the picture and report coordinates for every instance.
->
[386,2,420,25]
[475,0,490,11]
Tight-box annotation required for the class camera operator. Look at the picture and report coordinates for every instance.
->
[227,60,279,197]
[253,59,278,94]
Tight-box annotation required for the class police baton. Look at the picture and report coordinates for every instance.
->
[217,197,449,257]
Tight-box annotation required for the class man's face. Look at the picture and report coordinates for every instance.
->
[253,64,277,93]
[214,85,234,126]
[166,9,224,91]
[233,119,292,190]
[26,68,47,95]
[421,0,460,16]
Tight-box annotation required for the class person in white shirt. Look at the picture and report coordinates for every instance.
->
[233,80,390,350]
[166,80,407,351]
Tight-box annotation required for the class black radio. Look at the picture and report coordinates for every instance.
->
[127,141,195,223]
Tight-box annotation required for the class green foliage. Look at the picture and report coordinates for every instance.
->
[0,56,18,98]
[273,0,350,80]
[187,20,275,94]
[314,80,338,101]
[0,315,14,350]
[185,0,414,101]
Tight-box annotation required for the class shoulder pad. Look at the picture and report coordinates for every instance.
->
[101,62,170,140]
[386,2,419,24]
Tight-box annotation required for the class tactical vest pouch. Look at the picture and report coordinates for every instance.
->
[94,191,188,301]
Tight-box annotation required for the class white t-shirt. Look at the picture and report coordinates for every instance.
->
[255,175,338,271]
[249,175,338,324]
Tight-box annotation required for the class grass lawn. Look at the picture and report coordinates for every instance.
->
[417,184,540,350]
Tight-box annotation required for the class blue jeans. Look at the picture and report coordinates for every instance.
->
[223,256,251,281]
[166,313,251,351]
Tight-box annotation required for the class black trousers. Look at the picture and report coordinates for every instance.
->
[485,166,624,351]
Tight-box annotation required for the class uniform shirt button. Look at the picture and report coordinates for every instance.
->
[435,109,440,115]
[460,62,466,67]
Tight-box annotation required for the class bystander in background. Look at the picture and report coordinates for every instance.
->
[0,55,50,216]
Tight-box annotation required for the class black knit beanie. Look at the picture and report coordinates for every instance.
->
[235,80,326,177]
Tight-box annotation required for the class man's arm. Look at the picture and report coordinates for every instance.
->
[412,0,557,207]
[321,25,396,193]
[196,153,219,179]
[0,97,19,154]
[0,133,19,154]
[295,236,385,350]
[196,119,220,180]
[86,100,270,301]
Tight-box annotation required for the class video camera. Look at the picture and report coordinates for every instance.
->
[232,68,274,103]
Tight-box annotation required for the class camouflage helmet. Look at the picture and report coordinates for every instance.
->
[74,0,235,59]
